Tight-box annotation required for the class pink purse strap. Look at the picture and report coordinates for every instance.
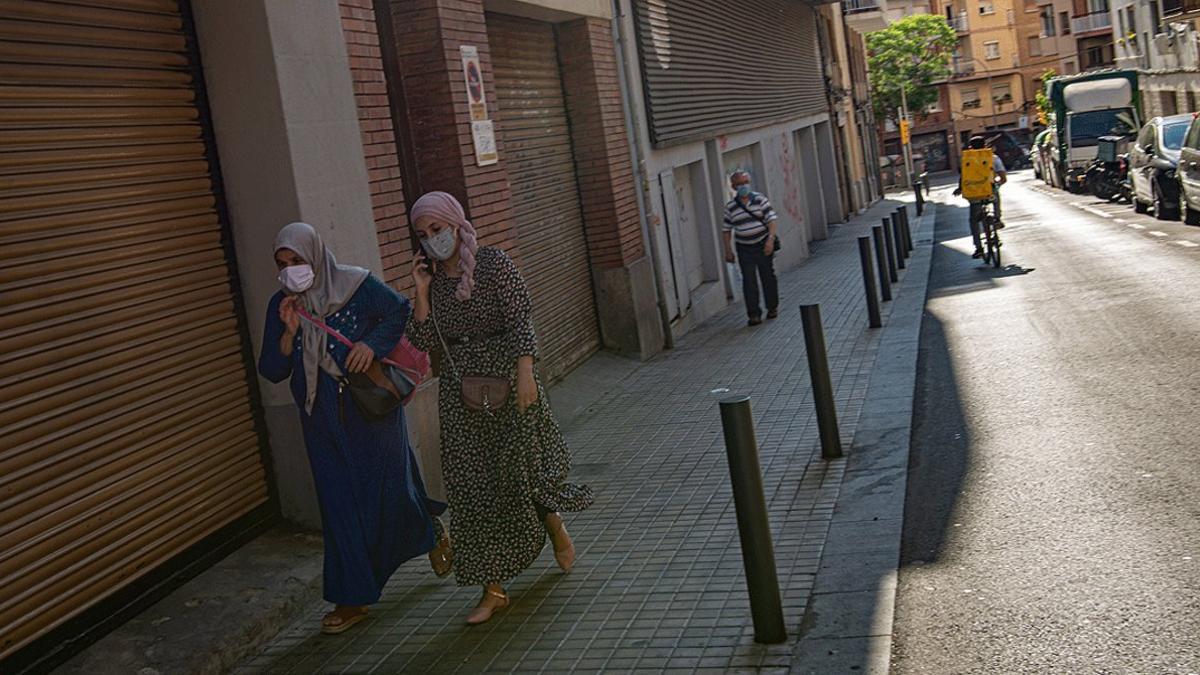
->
[294,304,405,369]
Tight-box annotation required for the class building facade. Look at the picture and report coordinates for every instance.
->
[1113,0,1200,117]
[613,0,854,338]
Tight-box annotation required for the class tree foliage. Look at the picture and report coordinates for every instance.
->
[1034,68,1057,124]
[866,15,957,124]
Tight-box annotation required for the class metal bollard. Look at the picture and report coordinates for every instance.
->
[800,305,843,460]
[857,237,882,329]
[899,207,914,253]
[871,225,893,302]
[894,208,911,257]
[891,218,906,270]
[882,217,898,283]
[718,397,787,644]
[914,181,925,215]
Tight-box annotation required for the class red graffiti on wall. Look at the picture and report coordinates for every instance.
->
[778,135,805,223]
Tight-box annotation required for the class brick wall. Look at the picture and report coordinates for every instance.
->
[338,0,413,292]
[555,18,645,269]
[383,0,519,258]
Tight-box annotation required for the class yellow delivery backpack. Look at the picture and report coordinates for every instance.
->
[960,148,996,201]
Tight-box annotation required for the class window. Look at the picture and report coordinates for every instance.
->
[1150,0,1162,32]
[984,41,1001,59]
[1065,60,1077,74]
[1028,36,1043,55]
[1040,6,1056,35]
[979,0,995,14]
[992,82,1012,104]
[962,88,981,108]
[1163,121,1189,149]
[1184,120,1200,150]
[926,99,943,113]
[1127,7,1138,35]
[1086,44,1107,67]
[1060,11,1071,34]
[1088,0,1109,13]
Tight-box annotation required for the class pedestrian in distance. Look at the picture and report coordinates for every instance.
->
[722,169,782,326]
[406,191,593,626]
[258,222,452,636]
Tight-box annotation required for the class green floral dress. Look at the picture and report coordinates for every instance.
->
[407,246,592,585]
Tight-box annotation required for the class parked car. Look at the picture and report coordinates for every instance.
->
[1129,114,1192,219]
[1179,113,1200,225]
[1031,129,1051,180]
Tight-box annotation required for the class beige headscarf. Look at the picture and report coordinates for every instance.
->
[274,222,369,414]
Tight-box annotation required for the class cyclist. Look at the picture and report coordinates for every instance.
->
[953,136,1008,258]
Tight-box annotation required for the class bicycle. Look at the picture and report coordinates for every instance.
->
[971,197,1003,269]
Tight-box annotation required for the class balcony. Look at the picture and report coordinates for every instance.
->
[954,62,977,77]
[1163,0,1200,18]
[843,0,889,30]
[949,11,969,32]
[1072,11,1113,36]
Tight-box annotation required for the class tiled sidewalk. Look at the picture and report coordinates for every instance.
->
[237,197,927,674]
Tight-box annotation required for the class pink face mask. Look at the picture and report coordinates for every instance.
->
[278,264,315,293]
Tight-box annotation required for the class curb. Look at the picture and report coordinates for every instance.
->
[792,198,938,674]
[55,527,324,675]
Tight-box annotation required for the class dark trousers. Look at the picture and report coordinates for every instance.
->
[968,193,1001,251]
[736,241,779,319]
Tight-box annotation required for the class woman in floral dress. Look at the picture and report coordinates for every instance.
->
[405,192,593,625]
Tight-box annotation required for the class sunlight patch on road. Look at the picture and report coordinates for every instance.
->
[1126,223,1146,230]
[1149,231,1169,237]
[1170,240,1199,248]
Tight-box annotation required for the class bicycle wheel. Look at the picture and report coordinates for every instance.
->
[982,217,995,264]
[991,231,1002,268]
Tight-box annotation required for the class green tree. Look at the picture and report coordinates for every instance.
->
[866,15,957,124]
[1034,68,1058,124]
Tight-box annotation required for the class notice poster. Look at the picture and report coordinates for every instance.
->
[460,45,488,122]
[472,120,498,166]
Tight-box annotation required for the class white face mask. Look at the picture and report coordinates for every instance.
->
[421,227,457,261]
[278,264,315,293]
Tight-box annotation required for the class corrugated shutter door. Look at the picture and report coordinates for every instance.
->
[632,0,826,146]
[487,14,600,382]
[0,0,268,658]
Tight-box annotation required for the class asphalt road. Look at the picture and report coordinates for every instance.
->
[891,170,1200,674]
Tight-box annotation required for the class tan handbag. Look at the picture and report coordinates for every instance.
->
[432,306,511,415]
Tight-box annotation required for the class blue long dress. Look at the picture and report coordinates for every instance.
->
[258,275,435,606]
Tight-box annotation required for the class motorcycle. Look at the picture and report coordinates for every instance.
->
[1085,135,1133,202]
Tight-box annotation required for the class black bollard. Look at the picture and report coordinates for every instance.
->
[871,225,893,302]
[899,207,914,253]
[718,397,787,644]
[800,305,843,460]
[882,217,898,283]
[894,208,911,257]
[914,181,925,215]
[857,237,882,329]
[891,218,906,270]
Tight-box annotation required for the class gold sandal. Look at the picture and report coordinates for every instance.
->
[321,606,368,635]
[465,587,509,625]
[545,512,576,572]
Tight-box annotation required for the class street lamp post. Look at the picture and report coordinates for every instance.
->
[899,86,915,187]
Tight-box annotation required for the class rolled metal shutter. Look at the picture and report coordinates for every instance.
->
[0,0,269,659]
[487,13,601,382]
[632,0,827,146]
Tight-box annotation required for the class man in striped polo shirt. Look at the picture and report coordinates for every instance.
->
[722,170,780,326]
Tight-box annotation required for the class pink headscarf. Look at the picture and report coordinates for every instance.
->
[410,191,479,301]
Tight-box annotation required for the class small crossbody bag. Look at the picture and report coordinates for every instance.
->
[430,306,511,415]
[733,197,781,252]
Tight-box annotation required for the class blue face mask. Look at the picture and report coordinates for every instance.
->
[735,184,751,198]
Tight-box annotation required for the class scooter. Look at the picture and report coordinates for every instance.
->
[1085,135,1133,202]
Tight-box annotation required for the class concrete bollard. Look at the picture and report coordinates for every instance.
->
[718,397,788,644]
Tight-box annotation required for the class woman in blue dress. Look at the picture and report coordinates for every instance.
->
[258,222,450,634]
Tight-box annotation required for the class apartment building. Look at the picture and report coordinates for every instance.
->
[1113,0,1200,117]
